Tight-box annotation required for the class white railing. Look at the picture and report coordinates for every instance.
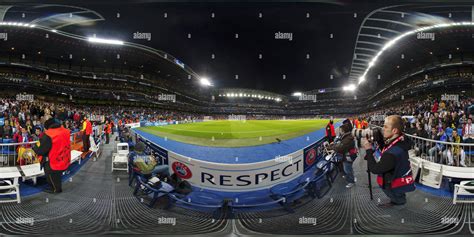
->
[0,140,37,167]
[0,131,104,167]
[407,133,473,167]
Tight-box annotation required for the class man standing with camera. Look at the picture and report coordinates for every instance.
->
[362,115,415,207]
[327,123,357,188]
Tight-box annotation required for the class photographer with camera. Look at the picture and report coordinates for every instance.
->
[326,123,358,188]
[361,115,415,207]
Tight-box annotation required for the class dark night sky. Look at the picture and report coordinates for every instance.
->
[16,1,394,94]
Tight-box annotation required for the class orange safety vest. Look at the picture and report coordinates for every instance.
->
[85,120,92,135]
[361,120,368,129]
[45,127,71,171]
[106,124,111,134]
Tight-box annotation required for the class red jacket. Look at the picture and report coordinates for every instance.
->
[45,127,71,171]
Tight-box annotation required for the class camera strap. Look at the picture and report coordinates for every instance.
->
[381,135,403,155]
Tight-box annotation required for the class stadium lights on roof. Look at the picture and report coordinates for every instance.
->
[348,21,474,91]
[0,22,35,28]
[87,37,124,45]
[199,77,213,86]
[343,84,356,91]
[292,92,302,96]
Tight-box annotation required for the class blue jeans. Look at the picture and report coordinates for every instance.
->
[382,188,407,205]
[151,165,170,177]
[343,161,355,183]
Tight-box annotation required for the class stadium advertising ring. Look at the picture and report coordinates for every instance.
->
[172,161,193,179]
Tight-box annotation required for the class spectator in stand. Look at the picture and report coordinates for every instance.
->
[31,127,43,141]
[463,117,474,143]
[428,126,448,163]
[447,130,466,167]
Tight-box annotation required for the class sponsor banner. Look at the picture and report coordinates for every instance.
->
[303,139,326,171]
[167,150,304,192]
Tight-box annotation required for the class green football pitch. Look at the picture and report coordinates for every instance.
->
[137,119,335,147]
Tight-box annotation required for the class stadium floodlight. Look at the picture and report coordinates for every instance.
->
[87,37,124,45]
[199,77,213,86]
[343,84,356,91]
[358,76,366,84]
[239,93,243,97]
[292,92,302,97]
[275,98,281,102]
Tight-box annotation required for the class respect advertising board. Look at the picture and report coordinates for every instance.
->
[167,150,305,192]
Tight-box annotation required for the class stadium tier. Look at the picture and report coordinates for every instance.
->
[0,1,473,236]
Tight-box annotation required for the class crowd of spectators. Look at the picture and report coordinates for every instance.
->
[361,96,473,166]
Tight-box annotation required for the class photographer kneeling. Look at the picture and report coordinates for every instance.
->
[327,123,357,188]
[361,115,415,207]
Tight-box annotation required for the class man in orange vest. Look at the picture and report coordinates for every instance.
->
[105,120,112,144]
[81,115,92,152]
[33,118,71,194]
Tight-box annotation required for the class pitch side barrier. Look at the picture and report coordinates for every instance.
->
[131,129,328,193]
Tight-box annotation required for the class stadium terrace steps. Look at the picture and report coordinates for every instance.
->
[0,135,472,235]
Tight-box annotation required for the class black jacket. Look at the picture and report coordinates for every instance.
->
[366,135,412,177]
[328,132,355,160]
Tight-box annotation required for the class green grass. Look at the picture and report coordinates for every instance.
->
[137,119,335,147]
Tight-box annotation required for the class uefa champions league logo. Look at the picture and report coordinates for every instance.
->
[172,161,192,179]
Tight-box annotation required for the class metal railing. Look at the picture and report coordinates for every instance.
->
[0,131,101,167]
[407,133,473,167]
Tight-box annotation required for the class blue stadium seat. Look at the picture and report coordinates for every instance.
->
[445,127,453,137]
[269,179,310,212]
[308,162,332,199]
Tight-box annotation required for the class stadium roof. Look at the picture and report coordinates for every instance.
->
[0,1,473,96]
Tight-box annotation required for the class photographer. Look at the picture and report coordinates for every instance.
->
[327,123,357,188]
[362,115,415,207]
